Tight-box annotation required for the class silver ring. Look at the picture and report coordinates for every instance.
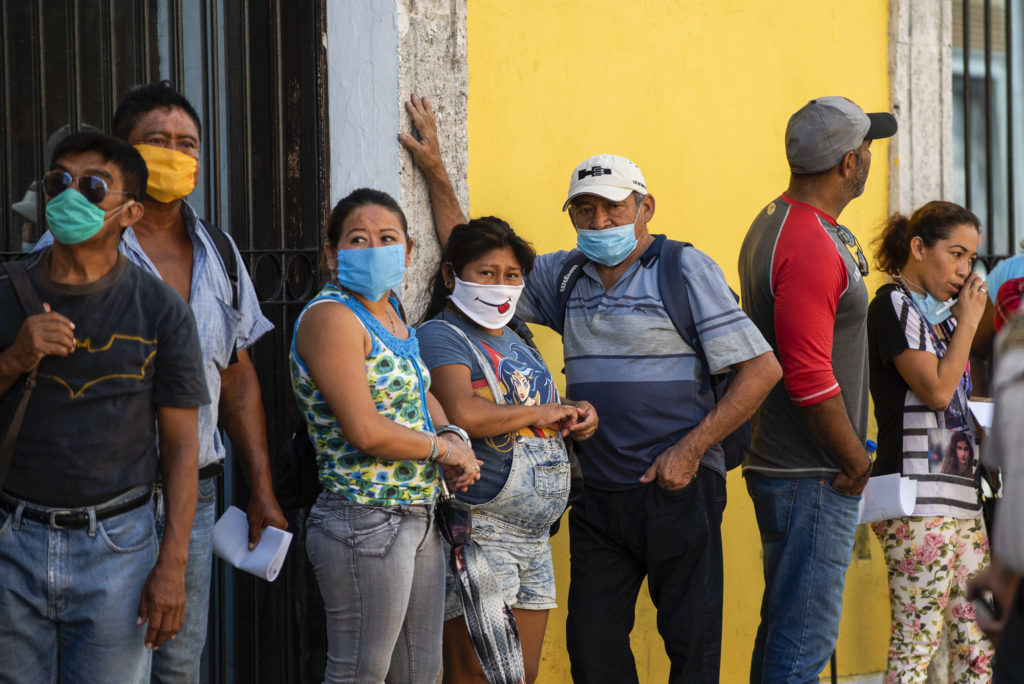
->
[980,285,988,292]
[472,465,479,470]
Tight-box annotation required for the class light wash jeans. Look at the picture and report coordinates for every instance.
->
[151,475,218,684]
[0,488,159,684]
[306,491,444,684]
[745,472,861,684]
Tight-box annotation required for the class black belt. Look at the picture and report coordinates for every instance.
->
[198,462,224,480]
[0,486,154,529]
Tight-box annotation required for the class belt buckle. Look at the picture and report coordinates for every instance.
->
[48,509,74,529]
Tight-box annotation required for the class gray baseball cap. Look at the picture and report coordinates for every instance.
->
[786,97,897,174]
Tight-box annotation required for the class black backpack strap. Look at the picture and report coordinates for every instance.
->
[507,315,539,353]
[554,251,590,335]
[199,219,239,310]
[656,239,712,394]
[0,261,45,488]
[5,261,44,317]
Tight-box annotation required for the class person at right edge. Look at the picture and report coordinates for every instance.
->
[867,201,993,681]
[738,96,897,683]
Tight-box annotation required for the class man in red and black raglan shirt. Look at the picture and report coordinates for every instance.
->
[737,97,897,683]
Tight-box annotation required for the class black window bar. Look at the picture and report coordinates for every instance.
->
[1,1,330,681]
[955,0,1022,269]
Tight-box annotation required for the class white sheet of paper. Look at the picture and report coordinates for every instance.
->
[969,399,994,430]
[212,505,293,582]
[858,473,918,524]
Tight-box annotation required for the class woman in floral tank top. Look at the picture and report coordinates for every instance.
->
[290,188,480,684]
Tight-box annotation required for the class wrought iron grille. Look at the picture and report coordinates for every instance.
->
[1,1,329,681]
[954,0,1023,268]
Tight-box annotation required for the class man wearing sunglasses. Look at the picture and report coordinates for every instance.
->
[34,82,285,683]
[0,131,209,682]
[737,97,897,682]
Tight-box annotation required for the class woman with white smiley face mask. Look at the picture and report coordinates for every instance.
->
[417,216,598,684]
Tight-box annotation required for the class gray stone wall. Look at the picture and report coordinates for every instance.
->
[325,0,468,322]
[397,0,469,321]
[889,5,955,681]
[889,0,955,213]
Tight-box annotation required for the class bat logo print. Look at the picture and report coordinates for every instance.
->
[38,334,158,399]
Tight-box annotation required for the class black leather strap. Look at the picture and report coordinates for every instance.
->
[0,262,45,488]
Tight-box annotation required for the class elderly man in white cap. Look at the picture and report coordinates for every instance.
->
[737,96,898,683]
[401,94,781,683]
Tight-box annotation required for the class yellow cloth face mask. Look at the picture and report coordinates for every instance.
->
[134,143,198,203]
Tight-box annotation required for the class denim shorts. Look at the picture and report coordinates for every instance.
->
[444,435,570,619]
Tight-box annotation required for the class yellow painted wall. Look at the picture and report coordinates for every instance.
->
[465,1,896,682]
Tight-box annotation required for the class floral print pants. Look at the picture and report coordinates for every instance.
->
[872,515,994,683]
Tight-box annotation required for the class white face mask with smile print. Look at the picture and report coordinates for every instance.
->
[448,277,524,329]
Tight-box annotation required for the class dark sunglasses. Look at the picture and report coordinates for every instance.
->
[42,170,137,205]
[835,224,869,277]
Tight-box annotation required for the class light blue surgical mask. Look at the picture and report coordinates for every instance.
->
[575,203,641,266]
[45,188,110,245]
[335,243,406,302]
[909,289,955,325]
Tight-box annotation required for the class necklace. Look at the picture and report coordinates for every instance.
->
[383,305,400,336]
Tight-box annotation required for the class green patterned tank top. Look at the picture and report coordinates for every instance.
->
[289,284,439,505]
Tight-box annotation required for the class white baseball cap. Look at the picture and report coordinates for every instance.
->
[563,154,647,211]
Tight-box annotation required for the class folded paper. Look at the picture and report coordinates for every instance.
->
[858,473,918,524]
[212,505,292,582]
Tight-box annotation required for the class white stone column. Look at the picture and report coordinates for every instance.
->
[325,0,468,321]
[890,3,955,680]
[397,0,469,319]
[889,0,955,214]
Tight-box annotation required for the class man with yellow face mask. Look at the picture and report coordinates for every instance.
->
[35,81,287,683]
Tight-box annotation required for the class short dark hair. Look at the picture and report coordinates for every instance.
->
[423,216,537,322]
[326,188,409,246]
[872,200,981,276]
[50,131,148,200]
[112,80,202,142]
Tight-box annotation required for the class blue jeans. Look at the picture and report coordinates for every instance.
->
[0,488,159,684]
[444,435,569,619]
[151,476,217,684]
[306,491,444,684]
[745,472,861,684]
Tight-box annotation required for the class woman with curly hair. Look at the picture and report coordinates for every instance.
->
[867,200,993,682]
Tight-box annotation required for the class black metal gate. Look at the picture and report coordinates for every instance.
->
[954,0,1023,267]
[1,1,330,681]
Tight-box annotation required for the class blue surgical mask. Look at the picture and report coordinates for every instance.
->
[576,204,641,266]
[45,188,111,245]
[909,289,955,325]
[335,243,406,301]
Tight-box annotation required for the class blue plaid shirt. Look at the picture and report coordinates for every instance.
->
[36,202,273,467]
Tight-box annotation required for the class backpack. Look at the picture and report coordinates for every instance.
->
[553,236,751,470]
